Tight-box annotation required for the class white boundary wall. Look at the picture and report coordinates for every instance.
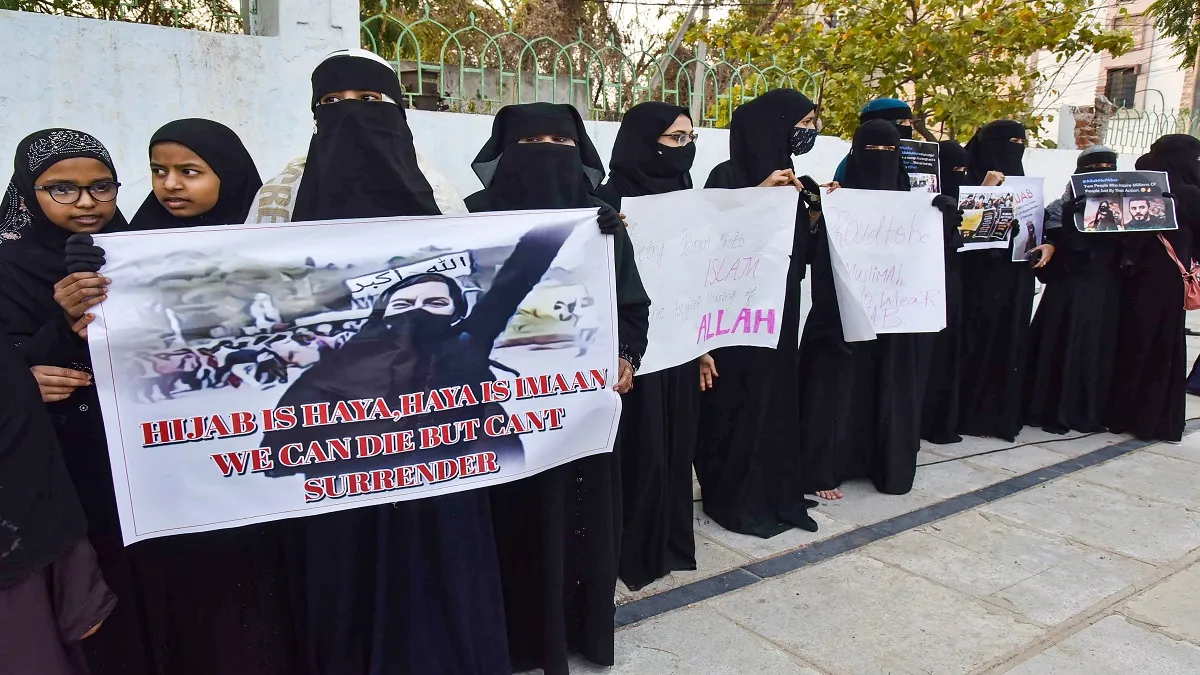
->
[1,3,1141,217]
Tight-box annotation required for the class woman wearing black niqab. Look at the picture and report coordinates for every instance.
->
[465,102,652,675]
[957,120,1042,441]
[921,140,969,444]
[1105,134,1200,441]
[695,88,822,538]
[1024,145,1121,434]
[594,102,699,591]
[0,129,151,675]
[127,118,263,230]
[798,120,950,498]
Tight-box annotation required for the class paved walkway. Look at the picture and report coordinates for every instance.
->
[558,326,1200,673]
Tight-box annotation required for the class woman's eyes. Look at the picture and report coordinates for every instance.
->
[425,298,451,306]
[321,95,342,104]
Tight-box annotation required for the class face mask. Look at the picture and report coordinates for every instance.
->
[381,309,456,345]
[648,143,697,177]
[894,123,914,140]
[791,127,818,156]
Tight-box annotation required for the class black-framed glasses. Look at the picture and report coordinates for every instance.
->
[34,181,121,205]
[660,132,699,146]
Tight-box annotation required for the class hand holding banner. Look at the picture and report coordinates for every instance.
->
[620,187,799,374]
[821,188,947,341]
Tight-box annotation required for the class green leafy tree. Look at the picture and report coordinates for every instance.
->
[696,0,1133,140]
[1,0,241,31]
[1147,0,1198,69]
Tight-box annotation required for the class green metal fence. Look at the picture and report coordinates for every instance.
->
[2,0,243,33]
[361,3,821,126]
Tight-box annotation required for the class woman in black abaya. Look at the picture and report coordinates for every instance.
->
[957,121,1053,441]
[262,52,509,675]
[695,88,822,537]
[1105,135,1200,441]
[1024,145,1121,434]
[464,102,651,675]
[921,140,969,444]
[799,120,957,498]
[0,129,152,675]
[594,102,699,591]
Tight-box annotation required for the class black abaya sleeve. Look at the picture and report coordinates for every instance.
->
[613,226,650,367]
[462,221,576,343]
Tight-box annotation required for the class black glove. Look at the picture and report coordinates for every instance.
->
[1163,191,1176,200]
[597,205,622,235]
[65,233,106,274]
[931,194,960,215]
[798,175,822,211]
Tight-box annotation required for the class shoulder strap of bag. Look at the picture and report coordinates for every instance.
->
[1158,233,1191,276]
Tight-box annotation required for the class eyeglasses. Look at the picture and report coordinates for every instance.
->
[660,132,699,146]
[34,181,121,205]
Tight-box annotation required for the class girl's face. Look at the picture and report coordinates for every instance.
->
[33,157,118,234]
[658,114,696,148]
[319,89,387,104]
[795,110,820,130]
[151,142,221,218]
[384,281,456,317]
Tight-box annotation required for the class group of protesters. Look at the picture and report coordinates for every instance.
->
[2,47,1198,675]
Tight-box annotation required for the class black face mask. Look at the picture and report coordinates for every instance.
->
[489,142,593,210]
[646,143,696,177]
[791,127,818,156]
[382,309,456,346]
[894,123,914,140]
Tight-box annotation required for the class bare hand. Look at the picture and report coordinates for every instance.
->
[81,621,103,640]
[72,313,95,340]
[699,353,718,391]
[54,272,109,319]
[614,358,634,394]
[1029,243,1056,269]
[822,181,841,193]
[30,365,91,403]
[759,169,798,188]
[983,171,1005,187]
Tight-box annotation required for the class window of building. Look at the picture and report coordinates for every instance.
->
[1105,67,1139,108]
[1112,14,1147,50]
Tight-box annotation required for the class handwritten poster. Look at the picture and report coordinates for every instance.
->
[87,210,621,543]
[620,187,799,374]
[821,188,947,342]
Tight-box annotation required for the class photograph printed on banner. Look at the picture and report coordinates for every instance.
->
[1071,170,1178,233]
[899,139,941,194]
[89,211,620,540]
[957,185,1016,251]
[1005,176,1046,263]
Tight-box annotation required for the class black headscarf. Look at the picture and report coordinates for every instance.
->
[1138,134,1200,190]
[292,53,439,221]
[0,129,127,317]
[722,89,815,187]
[842,120,909,191]
[939,140,969,198]
[601,102,694,199]
[465,103,605,211]
[965,120,1026,185]
[0,333,88,588]
[127,119,263,230]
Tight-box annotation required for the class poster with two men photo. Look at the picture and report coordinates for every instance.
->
[1071,170,1178,233]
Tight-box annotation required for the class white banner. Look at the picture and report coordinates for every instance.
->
[1006,176,1046,262]
[620,187,798,373]
[88,210,620,544]
[821,188,947,342]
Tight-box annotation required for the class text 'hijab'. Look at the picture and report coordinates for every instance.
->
[292,51,439,221]
[0,129,126,288]
[842,120,909,191]
[605,102,694,198]
[939,140,969,198]
[469,103,605,211]
[725,88,815,187]
[965,120,1026,185]
[128,118,263,230]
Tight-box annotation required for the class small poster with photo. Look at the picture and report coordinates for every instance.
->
[1071,170,1177,233]
[1005,176,1046,263]
[957,185,1015,251]
[900,139,940,194]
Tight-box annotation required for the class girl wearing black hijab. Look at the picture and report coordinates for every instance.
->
[0,334,115,675]
[61,120,300,675]
[127,118,263,229]
[1105,134,1200,441]
[694,88,822,538]
[0,129,153,674]
[798,120,959,499]
[594,102,700,591]
[921,140,969,444]
[957,120,1054,441]
[1024,145,1121,434]
[464,102,651,675]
